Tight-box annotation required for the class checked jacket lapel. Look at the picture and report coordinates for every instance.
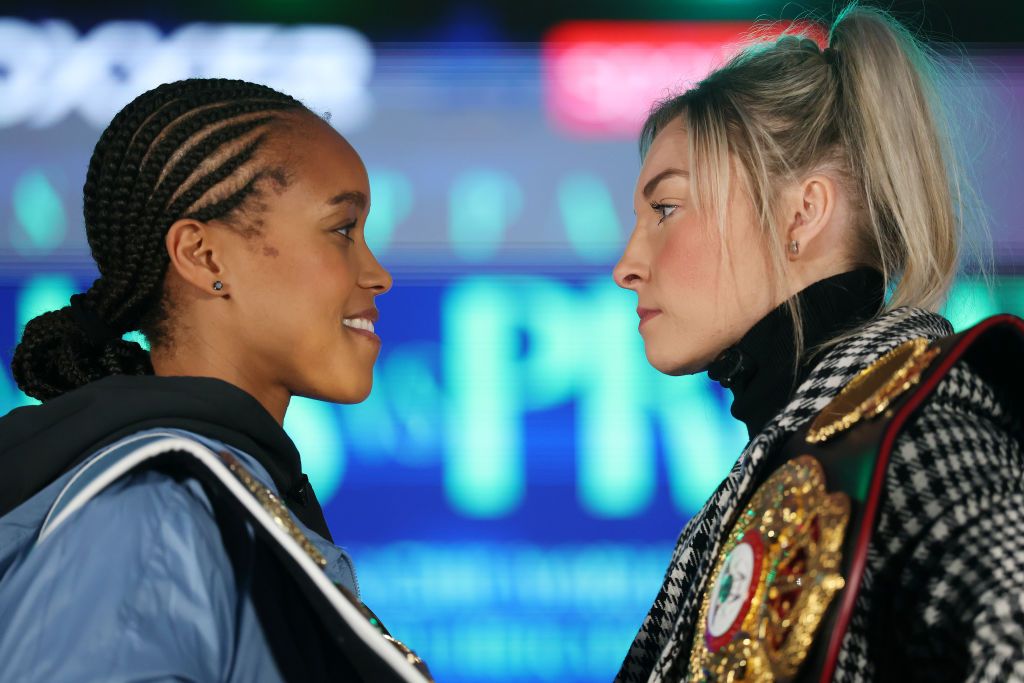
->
[614,307,953,683]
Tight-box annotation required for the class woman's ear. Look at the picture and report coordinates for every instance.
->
[783,173,837,260]
[164,219,229,296]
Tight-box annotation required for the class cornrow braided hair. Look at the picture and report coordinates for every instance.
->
[12,78,308,401]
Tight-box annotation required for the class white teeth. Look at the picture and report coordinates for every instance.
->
[343,318,375,334]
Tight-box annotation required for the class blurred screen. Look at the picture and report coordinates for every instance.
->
[1,18,1022,682]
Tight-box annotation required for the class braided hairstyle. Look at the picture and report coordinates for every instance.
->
[12,78,309,401]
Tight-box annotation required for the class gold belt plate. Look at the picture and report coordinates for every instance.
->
[806,337,941,444]
[688,455,850,682]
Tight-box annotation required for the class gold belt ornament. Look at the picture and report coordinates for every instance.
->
[218,450,434,681]
[806,338,941,444]
[688,455,850,682]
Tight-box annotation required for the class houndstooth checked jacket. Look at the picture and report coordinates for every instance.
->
[614,306,1024,682]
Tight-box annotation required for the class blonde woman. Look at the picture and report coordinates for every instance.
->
[613,4,1024,682]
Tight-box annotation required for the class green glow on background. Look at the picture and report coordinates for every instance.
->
[13,274,77,406]
[338,368,399,457]
[995,277,1024,314]
[443,278,524,517]
[449,170,523,262]
[16,274,75,336]
[577,281,654,517]
[382,347,444,465]
[11,170,66,255]
[123,330,150,351]
[558,173,623,264]
[3,274,1022,516]
[14,273,150,351]
[365,169,413,255]
[575,280,746,518]
[943,278,1001,330]
[656,371,747,517]
[515,279,579,411]
[283,396,346,501]
[438,275,745,519]
[229,0,340,22]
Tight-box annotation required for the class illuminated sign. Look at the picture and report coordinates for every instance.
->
[542,21,825,137]
[0,19,374,130]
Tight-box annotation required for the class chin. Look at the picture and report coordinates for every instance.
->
[335,382,373,404]
[644,344,715,377]
[303,374,374,405]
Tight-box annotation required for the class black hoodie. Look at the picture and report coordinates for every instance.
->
[0,374,332,541]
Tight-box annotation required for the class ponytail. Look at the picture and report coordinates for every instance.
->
[14,300,153,402]
[829,3,964,309]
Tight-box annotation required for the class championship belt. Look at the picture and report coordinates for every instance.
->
[38,429,433,683]
[688,314,1024,682]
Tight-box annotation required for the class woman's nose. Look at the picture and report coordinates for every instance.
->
[613,230,648,290]
[361,247,393,295]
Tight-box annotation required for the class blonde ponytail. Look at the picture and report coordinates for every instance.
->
[829,4,963,309]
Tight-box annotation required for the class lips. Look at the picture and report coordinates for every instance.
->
[342,308,380,342]
[637,307,661,328]
[345,308,379,323]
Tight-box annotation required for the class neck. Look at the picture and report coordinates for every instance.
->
[150,344,291,426]
[707,268,885,439]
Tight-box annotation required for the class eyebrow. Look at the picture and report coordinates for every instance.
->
[326,190,368,210]
[642,168,689,199]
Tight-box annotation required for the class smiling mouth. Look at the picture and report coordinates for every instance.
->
[343,317,375,334]
[343,317,380,341]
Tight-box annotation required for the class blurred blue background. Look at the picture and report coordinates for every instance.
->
[0,2,1022,681]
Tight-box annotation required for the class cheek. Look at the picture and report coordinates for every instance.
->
[652,219,724,298]
[722,217,775,313]
[297,256,357,325]
[251,255,308,316]
[246,247,354,329]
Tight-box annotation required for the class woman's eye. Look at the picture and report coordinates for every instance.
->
[650,202,679,223]
[334,222,357,242]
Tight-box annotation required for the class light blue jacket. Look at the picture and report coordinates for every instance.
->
[0,428,360,682]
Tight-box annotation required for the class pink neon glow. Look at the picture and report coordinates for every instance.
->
[543,21,826,138]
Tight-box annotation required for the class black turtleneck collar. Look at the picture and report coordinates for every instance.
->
[0,374,332,541]
[706,268,885,439]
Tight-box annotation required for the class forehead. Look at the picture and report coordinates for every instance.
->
[272,114,370,196]
[637,119,690,188]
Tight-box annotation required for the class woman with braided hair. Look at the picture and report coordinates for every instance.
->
[613,4,1024,682]
[0,79,431,682]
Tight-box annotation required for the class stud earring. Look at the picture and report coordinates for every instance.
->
[788,240,800,255]
[213,281,223,291]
